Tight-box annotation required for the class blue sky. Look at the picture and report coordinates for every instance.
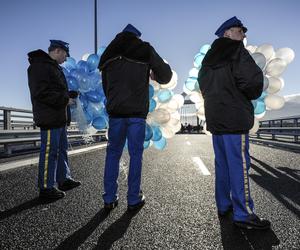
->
[0,0,299,109]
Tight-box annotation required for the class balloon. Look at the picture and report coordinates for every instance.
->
[265,58,287,77]
[193,53,205,68]
[92,116,107,130]
[200,44,211,55]
[189,68,199,78]
[97,46,106,56]
[251,52,266,70]
[266,76,284,94]
[86,90,102,102]
[145,123,153,141]
[78,72,92,93]
[264,94,285,110]
[159,70,178,90]
[151,126,162,141]
[143,140,151,149]
[172,94,185,108]
[87,54,100,72]
[82,53,90,61]
[77,60,89,73]
[66,76,79,91]
[190,91,203,103]
[86,102,104,118]
[157,89,173,103]
[79,94,88,109]
[263,76,269,91]
[246,45,257,54]
[149,84,154,99]
[275,48,295,64]
[254,100,266,115]
[185,77,199,91]
[153,136,167,150]
[151,108,170,124]
[256,44,275,62]
[149,98,156,112]
[63,57,76,70]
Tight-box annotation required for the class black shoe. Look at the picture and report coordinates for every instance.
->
[39,187,65,200]
[127,195,146,211]
[218,206,233,217]
[58,179,81,191]
[234,215,271,230]
[104,199,119,211]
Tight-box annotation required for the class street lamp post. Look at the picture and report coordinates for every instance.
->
[94,0,98,54]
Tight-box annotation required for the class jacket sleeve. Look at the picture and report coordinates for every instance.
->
[233,47,263,100]
[149,46,172,84]
[28,64,69,108]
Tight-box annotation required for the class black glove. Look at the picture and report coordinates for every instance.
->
[69,91,79,99]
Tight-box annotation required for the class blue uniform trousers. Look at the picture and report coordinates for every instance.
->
[103,118,145,205]
[38,127,71,190]
[212,134,255,221]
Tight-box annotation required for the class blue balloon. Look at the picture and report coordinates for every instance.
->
[149,84,154,99]
[143,140,150,149]
[97,46,106,56]
[88,71,101,91]
[66,76,79,91]
[92,116,107,130]
[153,136,167,150]
[254,100,266,115]
[62,67,70,77]
[63,57,76,70]
[151,126,162,141]
[185,77,199,91]
[86,90,102,103]
[79,94,88,109]
[257,91,268,101]
[145,124,153,141]
[149,99,156,112]
[200,44,211,55]
[157,89,173,103]
[87,54,100,72]
[193,53,205,68]
[77,60,89,73]
[86,102,104,119]
[252,100,257,109]
[83,109,93,124]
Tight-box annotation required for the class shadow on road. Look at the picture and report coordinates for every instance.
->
[219,215,280,250]
[55,208,110,250]
[0,197,55,221]
[250,156,300,219]
[93,208,142,250]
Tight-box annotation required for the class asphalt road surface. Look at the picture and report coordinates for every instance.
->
[0,134,299,249]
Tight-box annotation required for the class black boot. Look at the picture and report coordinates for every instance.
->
[58,178,81,191]
[39,187,65,200]
[127,195,146,211]
[234,214,271,230]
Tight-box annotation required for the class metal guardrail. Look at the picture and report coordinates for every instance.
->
[250,116,300,151]
[0,106,106,156]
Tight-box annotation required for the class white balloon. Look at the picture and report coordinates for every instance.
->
[170,111,181,120]
[256,44,275,61]
[190,91,203,103]
[172,94,185,108]
[160,70,178,89]
[160,125,175,138]
[265,58,287,77]
[188,68,199,78]
[266,76,284,94]
[197,106,205,116]
[151,80,160,91]
[275,47,295,64]
[150,108,170,124]
[264,94,285,110]
[82,53,90,61]
[246,45,257,54]
[254,111,266,120]
[251,52,266,70]
[249,118,259,134]
[243,38,247,47]
[183,84,193,95]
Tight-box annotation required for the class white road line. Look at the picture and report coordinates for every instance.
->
[192,156,211,175]
[186,141,191,146]
[0,143,107,172]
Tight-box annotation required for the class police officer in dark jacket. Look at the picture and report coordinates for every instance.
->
[27,40,81,200]
[99,24,172,211]
[198,17,270,229]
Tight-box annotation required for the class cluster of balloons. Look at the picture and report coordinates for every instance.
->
[62,47,108,132]
[145,69,184,150]
[62,47,183,150]
[183,42,295,134]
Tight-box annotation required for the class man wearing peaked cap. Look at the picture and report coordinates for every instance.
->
[198,17,271,230]
[27,39,81,200]
[98,24,172,211]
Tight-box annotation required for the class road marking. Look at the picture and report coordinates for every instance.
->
[0,143,107,172]
[192,157,211,175]
[186,141,191,146]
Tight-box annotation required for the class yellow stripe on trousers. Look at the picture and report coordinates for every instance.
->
[241,134,253,214]
[44,130,51,189]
